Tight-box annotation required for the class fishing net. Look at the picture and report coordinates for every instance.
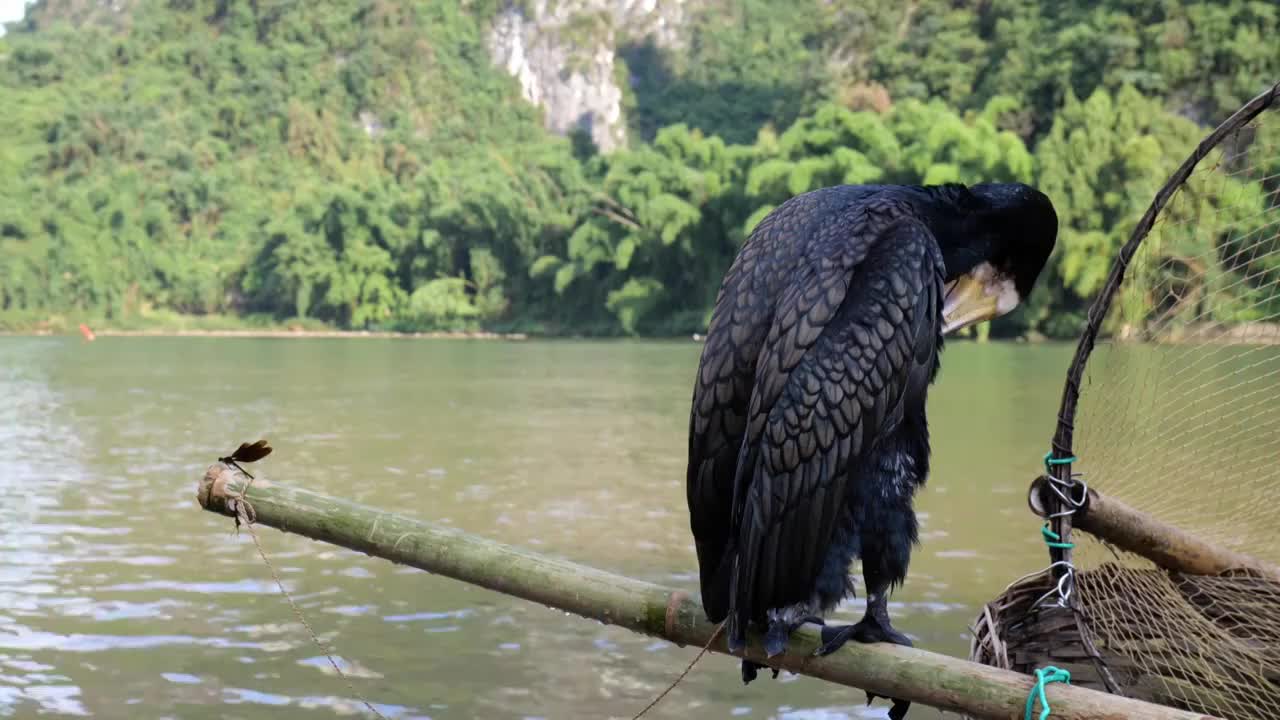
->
[971,81,1280,719]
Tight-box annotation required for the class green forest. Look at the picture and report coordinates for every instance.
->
[2,0,1278,338]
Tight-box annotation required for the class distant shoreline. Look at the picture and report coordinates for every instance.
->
[4,321,1278,345]
[0,327,530,340]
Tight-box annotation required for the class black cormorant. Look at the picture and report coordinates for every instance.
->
[685,183,1057,718]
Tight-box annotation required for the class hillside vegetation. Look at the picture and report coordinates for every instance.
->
[2,0,1278,338]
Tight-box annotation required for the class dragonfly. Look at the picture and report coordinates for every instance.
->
[218,439,273,479]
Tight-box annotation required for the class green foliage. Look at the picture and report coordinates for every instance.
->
[535,125,753,334]
[622,0,829,145]
[1,0,592,332]
[870,0,1280,138]
[1033,86,1207,336]
[2,0,1277,338]
[745,98,1035,217]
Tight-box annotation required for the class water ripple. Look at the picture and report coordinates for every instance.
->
[0,627,297,653]
[381,609,473,623]
[98,579,286,595]
[0,684,90,717]
[222,687,430,719]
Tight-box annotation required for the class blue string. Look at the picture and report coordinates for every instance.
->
[1024,453,1075,712]
[1042,452,1077,472]
[1039,453,1078,549]
[1025,455,1077,717]
[1025,666,1072,720]
[1041,524,1074,549]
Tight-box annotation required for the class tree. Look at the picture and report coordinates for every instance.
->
[532,125,753,334]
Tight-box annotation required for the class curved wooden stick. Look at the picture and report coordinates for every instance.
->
[1029,476,1280,581]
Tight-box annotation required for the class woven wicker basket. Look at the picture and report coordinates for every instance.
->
[968,563,1280,719]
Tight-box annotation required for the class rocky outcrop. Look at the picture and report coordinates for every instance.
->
[487,0,686,153]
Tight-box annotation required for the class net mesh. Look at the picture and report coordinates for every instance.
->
[1054,94,1280,717]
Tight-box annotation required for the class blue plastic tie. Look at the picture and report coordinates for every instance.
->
[1025,666,1072,720]
[1042,452,1077,473]
[1041,524,1074,549]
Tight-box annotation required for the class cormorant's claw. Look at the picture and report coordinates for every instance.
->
[866,691,911,720]
[813,616,913,657]
[740,659,779,685]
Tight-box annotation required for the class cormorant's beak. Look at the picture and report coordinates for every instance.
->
[941,262,1021,335]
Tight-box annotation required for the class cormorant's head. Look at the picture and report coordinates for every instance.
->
[929,182,1058,335]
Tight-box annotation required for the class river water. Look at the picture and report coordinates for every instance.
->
[0,336,1079,719]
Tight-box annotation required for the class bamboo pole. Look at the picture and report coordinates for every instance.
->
[1028,475,1280,581]
[198,463,1217,720]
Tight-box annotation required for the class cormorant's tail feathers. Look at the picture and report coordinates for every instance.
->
[698,549,735,623]
[725,610,747,654]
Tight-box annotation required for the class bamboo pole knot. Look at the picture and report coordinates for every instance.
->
[199,462,270,529]
[197,463,230,512]
[664,590,687,640]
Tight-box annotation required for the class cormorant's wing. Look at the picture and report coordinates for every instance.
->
[687,193,831,623]
[726,211,945,645]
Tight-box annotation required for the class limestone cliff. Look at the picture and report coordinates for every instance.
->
[487,0,686,153]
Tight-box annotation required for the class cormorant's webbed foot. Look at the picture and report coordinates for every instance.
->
[813,598,913,718]
[813,614,912,656]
